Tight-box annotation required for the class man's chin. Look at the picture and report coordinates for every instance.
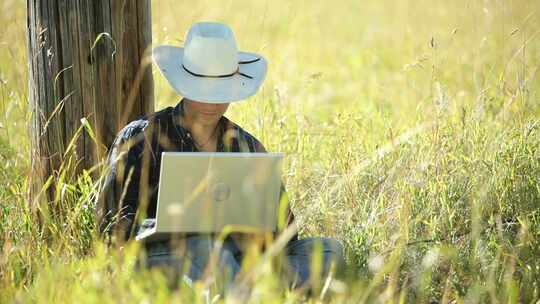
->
[197,114,222,125]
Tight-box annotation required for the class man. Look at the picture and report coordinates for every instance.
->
[97,22,344,291]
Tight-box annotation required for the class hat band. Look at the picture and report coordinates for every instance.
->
[181,57,260,80]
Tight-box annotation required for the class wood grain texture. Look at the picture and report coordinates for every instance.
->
[27,0,154,205]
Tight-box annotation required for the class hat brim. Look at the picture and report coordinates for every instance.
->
[152,45,267,103]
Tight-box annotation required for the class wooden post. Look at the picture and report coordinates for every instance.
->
[27,0,154,205]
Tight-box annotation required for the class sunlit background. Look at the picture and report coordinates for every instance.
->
[1,0,539,302]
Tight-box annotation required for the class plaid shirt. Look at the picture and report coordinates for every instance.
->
[97,99,296,242]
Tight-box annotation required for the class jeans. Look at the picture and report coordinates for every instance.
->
[144,235,345,290]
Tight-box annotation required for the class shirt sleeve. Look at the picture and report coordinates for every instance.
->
[253,140,298,240]
[96,123,147,243]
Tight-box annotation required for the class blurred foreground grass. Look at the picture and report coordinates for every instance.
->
[1,0,539,302]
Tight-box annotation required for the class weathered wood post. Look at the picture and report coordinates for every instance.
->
[27,0,154,205]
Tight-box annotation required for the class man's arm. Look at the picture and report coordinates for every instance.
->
[253,141,298,238]
[96,122,147,244]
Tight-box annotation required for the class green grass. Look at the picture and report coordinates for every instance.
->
[1,0,540,302]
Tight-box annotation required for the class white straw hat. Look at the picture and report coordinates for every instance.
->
[152,22,268,103]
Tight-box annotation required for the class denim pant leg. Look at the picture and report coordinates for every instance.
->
[215,238,243,290]
[190,237,242,289]
[145,235,212,283]
[145,235,242,288]
[284,237,345,288]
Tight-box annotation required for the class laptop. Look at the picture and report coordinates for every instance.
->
[136,152,284,242]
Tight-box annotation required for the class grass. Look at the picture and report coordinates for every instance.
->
[1,0,540,302]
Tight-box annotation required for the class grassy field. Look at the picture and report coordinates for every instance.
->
[1,0,540,302]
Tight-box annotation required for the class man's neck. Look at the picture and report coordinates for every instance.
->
[184,117,218,138]
[179,101,221,145]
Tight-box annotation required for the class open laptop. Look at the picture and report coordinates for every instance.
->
[136,152,284,242]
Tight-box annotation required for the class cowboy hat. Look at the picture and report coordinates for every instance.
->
[152,22,267,103]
